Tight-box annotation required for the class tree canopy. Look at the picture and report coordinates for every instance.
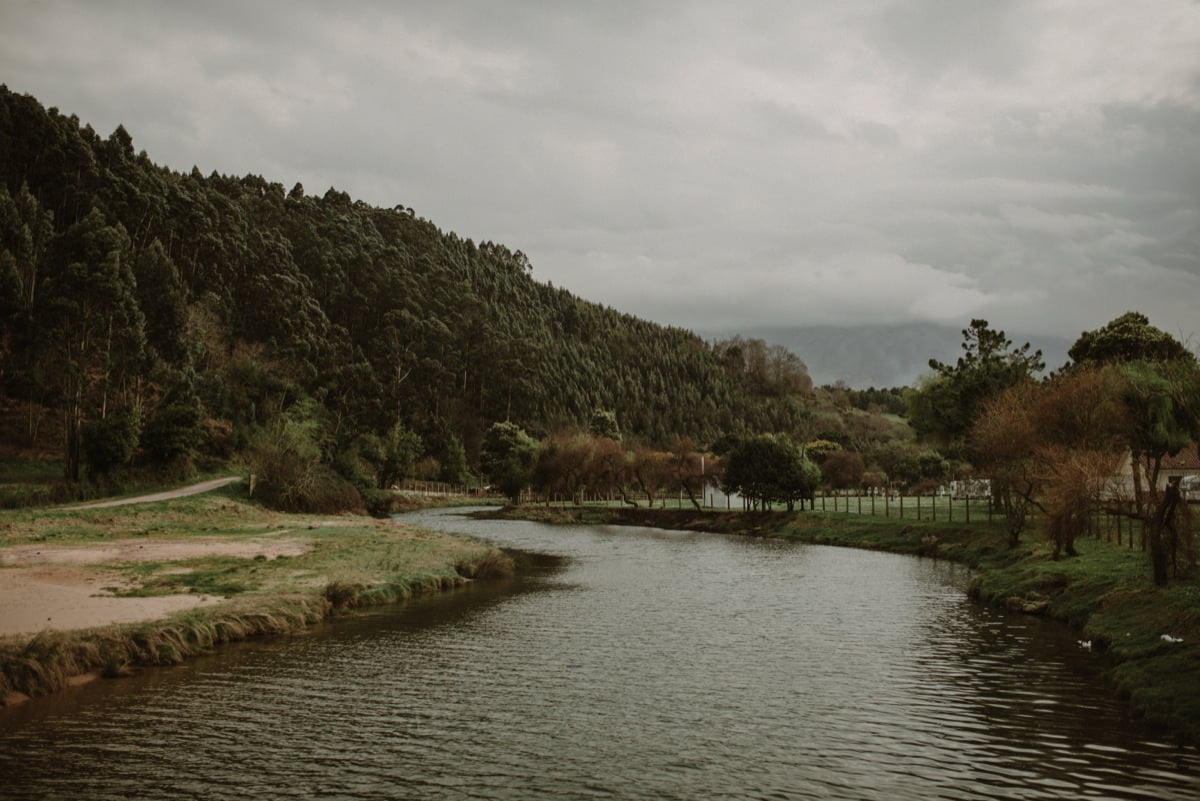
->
[0,86,818,499]
[908,319,1044,456]
[1068,311,1194,366]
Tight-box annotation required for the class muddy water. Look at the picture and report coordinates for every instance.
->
[1,507,1197,800]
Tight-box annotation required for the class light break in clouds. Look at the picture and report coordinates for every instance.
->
[1,0,1198,343]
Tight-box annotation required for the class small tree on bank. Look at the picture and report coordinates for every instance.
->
[722,434,819,511]
[482,421,537,505]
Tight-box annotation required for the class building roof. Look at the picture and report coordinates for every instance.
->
[1162,446,1200,471]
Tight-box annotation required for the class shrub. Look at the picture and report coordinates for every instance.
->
[82,408,141,477]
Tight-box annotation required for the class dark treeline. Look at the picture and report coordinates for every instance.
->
[0,86,808,501]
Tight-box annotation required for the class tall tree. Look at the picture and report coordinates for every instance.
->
[37,209,144,479]
[1068,312,1200,583]
[909,319,1044,456]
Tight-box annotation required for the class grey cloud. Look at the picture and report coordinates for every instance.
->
[0,0,1197,343]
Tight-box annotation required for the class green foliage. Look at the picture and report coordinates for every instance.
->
[437,434,471,485]
[379,423,422,489]
[35,208,146,479]
[82,407,141,477]
[916,450,950,482]
[722,434,820,511]
[0,86,822,492]
[803,439,842,463]
[481,421,537,504]
[247,400,362,513]
[133,240,189,367]
[1069,311,1194,366]
[588,408,621,441]
[909,319,1043,456]
[1120,361,1198,458]
[140,372,203,463]
[836,385,908,415]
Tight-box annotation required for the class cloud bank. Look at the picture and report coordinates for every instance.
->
[2,0,1197,343]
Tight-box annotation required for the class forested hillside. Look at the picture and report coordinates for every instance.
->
[0,86,809,493]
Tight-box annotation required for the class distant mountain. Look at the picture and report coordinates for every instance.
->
[701,323,1071,389]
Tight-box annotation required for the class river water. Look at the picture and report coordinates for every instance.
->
[1,507,1197,800]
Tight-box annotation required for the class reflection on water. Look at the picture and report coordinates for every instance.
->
[1,507,1196,800]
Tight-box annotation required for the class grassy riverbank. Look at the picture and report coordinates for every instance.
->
[0,486,513,705]
[485,504,1200,745]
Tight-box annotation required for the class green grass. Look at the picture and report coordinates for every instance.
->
[0,458,63,484]
[112,556,259,598]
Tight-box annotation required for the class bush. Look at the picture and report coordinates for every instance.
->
[248,416,363,514]
[360,487,399,518]
[141,398,202,462]
[82,408,141,477]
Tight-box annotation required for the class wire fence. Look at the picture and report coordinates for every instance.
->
[394,479,502,498]
[526,488,996,523]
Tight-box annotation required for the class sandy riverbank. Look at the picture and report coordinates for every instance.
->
[1,489,513,706]
[0,536,314,638]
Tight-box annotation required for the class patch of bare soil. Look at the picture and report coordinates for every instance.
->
[0,536,313,637]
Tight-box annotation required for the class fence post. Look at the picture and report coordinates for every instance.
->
[966,495,970,523]
[885,492,889,518]
[916,493,921,521]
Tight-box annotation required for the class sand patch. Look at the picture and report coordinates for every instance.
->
[0,565,220,637]
[0,536,314,637]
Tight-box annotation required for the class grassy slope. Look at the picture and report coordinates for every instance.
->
[0,485,512,702]
[487,504,1200,745]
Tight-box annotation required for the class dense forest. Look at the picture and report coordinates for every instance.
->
[4,87,1196,589]
[0,86,824,499]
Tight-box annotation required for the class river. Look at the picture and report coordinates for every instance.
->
[1,507,1197,800]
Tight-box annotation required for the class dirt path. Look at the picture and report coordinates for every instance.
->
[66,476,243,510]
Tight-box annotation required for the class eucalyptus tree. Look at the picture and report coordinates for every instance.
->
[37,209,145,480]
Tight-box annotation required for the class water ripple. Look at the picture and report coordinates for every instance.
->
[2,508,1197,800]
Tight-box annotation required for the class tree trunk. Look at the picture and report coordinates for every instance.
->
[1149,478,1182,587]
[1130,450,1145,515]
[619,488,638,508]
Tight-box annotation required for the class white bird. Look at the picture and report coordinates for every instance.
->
[1161,634,1185,644]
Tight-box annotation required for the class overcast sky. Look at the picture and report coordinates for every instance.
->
[2,1,1198,343]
